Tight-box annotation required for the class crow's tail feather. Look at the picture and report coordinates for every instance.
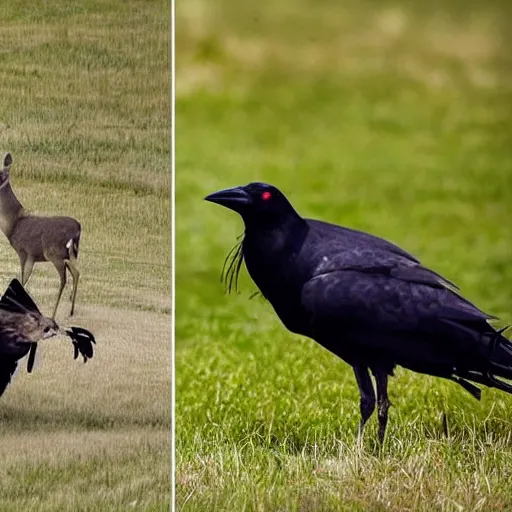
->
[488,328,512,383]
[455,326,512,397]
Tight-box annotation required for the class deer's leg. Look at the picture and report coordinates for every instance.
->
[18,252,26,283]
[65,256,79,317]
[21,256,35,286]
[51,259,67,319]
[18,252,27,284]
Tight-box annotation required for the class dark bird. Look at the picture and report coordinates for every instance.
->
[205,182,512,442]
[0,278,95,397]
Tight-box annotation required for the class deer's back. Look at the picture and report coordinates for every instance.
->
[10,215,81,261]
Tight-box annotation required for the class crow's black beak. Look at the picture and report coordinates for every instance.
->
[205,187,252,211]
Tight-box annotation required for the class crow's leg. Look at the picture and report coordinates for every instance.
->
[374,371,391,444]
[353,365,376,437]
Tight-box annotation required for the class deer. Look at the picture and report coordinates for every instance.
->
[0,152,81,321]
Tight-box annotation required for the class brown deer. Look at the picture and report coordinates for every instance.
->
[0,152,81,319]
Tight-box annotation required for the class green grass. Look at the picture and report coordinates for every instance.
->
[176,0,512,509]
[0,1,170,510]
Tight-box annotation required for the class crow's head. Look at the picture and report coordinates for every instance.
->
[205,182,295,223]
[206,183,303,293]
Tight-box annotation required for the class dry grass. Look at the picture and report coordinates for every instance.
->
[0,1,170,510]
[3,305,170,427]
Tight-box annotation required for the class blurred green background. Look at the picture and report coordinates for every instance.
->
[176,0,512,509]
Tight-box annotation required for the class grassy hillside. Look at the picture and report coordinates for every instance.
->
[0,2,170,510]
[176,0,512,509]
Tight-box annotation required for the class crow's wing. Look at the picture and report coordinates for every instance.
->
[301,270,494,343]
[311,250,458,291]
[0,359,18,397]
[307,220,421,263]
[306,221,458,291]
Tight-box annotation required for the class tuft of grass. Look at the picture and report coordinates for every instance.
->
[0,1,170,510]
[176,0,512,509]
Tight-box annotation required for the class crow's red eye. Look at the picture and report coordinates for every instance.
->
[261,191,271,201]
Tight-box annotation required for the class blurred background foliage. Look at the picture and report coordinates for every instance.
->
[176,0,512,509]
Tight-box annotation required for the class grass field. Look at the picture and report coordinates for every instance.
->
[176,0,512,509]
[0,2,170,511]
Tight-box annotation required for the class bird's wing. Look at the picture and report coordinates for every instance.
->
[306,219,459,291]
[65,327,96,362]
[307,220,421,263]
[312,250,459,291]
[0,279,41,315]
[0,359,18,397]
[301,270,494,342]
[0,280,42,373]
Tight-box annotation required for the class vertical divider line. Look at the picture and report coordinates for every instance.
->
[170,0,176,508]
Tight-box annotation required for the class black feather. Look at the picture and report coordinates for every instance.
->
[0,279,41,315]
[66,326,96,362]
[27,343,37,373]
[70,326,96,344]
[0,360,18,397]
[451,377,482,400]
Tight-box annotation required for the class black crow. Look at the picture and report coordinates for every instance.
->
[0,278,95,397]
[205,182,512,442]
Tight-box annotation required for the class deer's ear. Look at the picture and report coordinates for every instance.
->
[3,153,12,169]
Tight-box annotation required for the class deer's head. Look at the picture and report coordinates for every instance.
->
[0,153,12,190]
